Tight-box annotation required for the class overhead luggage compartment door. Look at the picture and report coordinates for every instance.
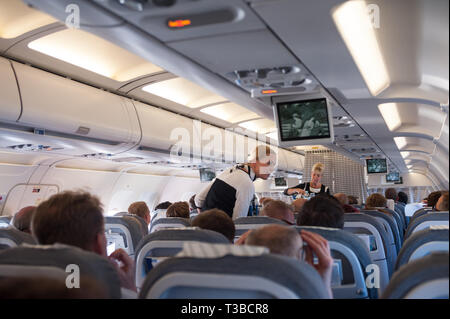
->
[12,61,140,155]
[0,57,21,122]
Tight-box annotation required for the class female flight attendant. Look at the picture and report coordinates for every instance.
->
[284,162,330,197]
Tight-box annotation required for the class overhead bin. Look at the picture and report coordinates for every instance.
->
[9,61,140,155]
[0,57,21,122]
[134,100,194,161]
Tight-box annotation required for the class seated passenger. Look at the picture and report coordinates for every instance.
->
[152,201,173,220]
[396,191,408,214]
[348,195,359,205]
[334,193,360,213]
[365,193,393,217]
[384,188,398,211]
[32,191,136,293]
[245,224,333,298]
[155,201,172,210]
[292,197,308,213]
[258,197,273,207]
[166,201,190,219]
[435,191,449,211]
[426,191,443,210]
[11,206,36,234]
[260,200,295,225]
[128,201,151,225]
[191,209,235,243]
[296,195,345,229]
[188,195,199,215]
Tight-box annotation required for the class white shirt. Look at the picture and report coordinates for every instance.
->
[195,166,255,220]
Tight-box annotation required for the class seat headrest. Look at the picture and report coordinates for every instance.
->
[0,227,36,247]
[176,242,268,259]
[0,244,121,298]
[105,216,144,249]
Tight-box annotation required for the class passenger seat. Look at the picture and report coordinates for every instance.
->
[0,227,35,250]
[0,244,122,298]
[139,242,330,299]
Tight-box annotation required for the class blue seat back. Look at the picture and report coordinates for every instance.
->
[382,252,449,299]
[396,227,449,270]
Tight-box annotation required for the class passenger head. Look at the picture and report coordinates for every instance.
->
[365,193,387,209]
[334,193,349,206]
[292,197,308,213]
[248,145,277,180]
[166,201,190,218]
[260,200,295,224]
[348,196,358,205]
[385,188,397,201]
[435,192,449,211]
[127,201,150,225]
[32,191,106,256]
[397,191,408,204]
[12,206,36,233]
[311,162,324,185]
[154,201,172,210]
[246,224,303,259]
[191,209,235,243]
[297,195,344,229]
[188,195,198,211]
[258,197,273,207]
[427,191,442,209]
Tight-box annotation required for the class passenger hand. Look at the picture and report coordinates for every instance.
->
[235,230,252,245]
[108,248,137,292]
[300,230,334,298]
[290,188,306,195]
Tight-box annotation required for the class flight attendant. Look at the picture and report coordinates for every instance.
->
[195,145,277,220]
[284,162,330,197]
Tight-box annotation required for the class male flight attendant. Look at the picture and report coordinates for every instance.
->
[195,145,277,220]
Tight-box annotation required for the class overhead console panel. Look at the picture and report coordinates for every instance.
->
[93,0,266,42]
[23,0,124,27]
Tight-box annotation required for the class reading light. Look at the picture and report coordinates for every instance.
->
[28,28,162,81]
[238,119,276,134]
[200,103,259,124]
[394,137,408,150]
[142,78,226,108]
[378,103,402,131]
[400,151,411,159]
[332,0,390,96]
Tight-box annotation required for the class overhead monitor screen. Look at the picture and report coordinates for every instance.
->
[273,94,334,147]
[199,168,216,183]
[386,172,400,182]
[274,177,287,187]
[366,158,387,174]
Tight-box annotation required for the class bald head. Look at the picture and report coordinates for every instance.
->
[246,224,302,259]
[12,206,36,233]
[334,193,348,206]
[260,200,295,224]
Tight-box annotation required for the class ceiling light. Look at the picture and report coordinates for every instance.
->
[238,119,276,135]
[28,28,163,81]
[378,103,402,131]
[332,0,390,96]
[400,151,411,158]
[407,165,413,169]
[394,137,408,150]
[142,78,226,108]
[200,103,260,123]
[0,0,57,39]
